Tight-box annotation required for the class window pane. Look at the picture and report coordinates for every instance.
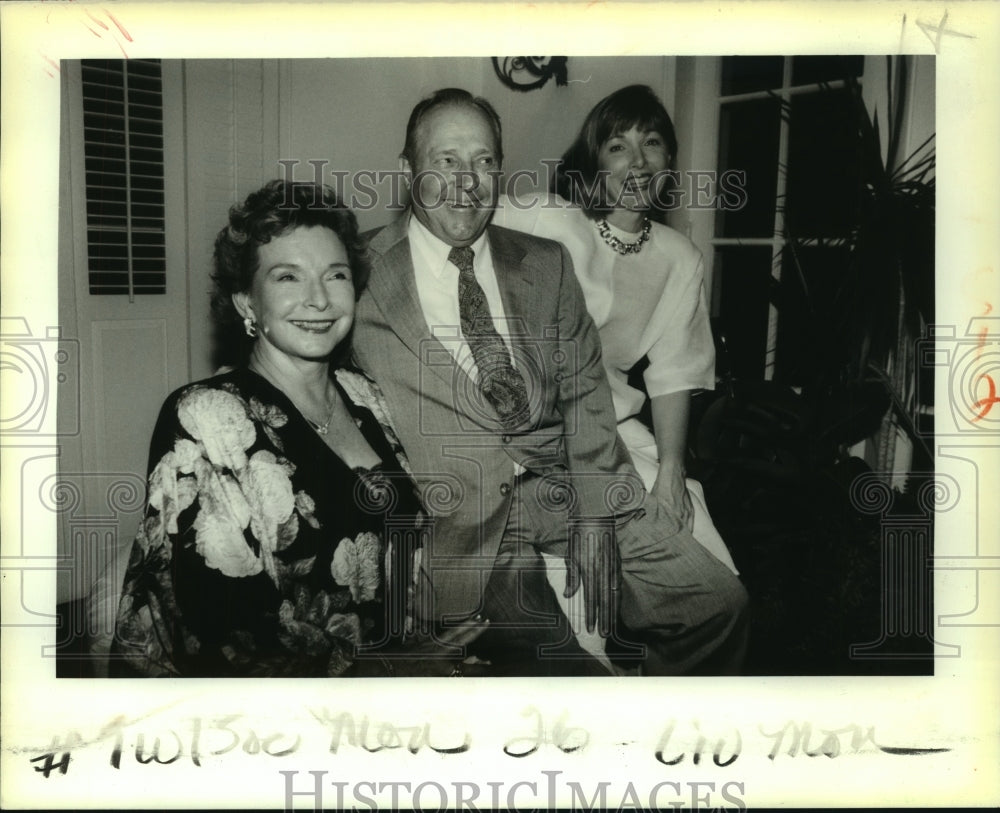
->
[714,246,773,381]
[720,56,784,96]
[784,88,862,237]
[774,245,850,385]
[791,55,864,87]
[716,98,781,238]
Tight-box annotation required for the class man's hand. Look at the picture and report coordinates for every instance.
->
[564,519,620,636]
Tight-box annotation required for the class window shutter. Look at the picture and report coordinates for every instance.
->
[81,59,166,296]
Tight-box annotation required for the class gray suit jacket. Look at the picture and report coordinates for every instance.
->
[353,214,640,619]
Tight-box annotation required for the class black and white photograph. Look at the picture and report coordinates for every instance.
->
[52,53,938,680]
[2,2,998,810]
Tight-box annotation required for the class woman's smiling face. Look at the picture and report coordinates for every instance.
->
[597,125,670,214]
[235,225,355,364]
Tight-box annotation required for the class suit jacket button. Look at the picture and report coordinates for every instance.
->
[499,483,511,496]
[501,434,511,444]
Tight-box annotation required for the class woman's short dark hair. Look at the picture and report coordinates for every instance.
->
[402,87,504,166]
[550,84,679,220]
[211,179,369,364]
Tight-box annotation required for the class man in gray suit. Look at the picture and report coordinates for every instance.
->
[354,88,747,676]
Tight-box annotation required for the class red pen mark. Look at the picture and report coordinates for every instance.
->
[85,7,110,30]
[972,375,999,422]
[77,8,132,58]
[974,303,993,359]
[976,326,989,357]
[104,10,134,43]
[41,54,61,78]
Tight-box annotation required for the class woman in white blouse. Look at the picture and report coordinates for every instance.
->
[498,84,736,574]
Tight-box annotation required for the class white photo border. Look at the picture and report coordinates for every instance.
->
[2,1,998,809]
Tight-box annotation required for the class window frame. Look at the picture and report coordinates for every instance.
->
[674,55,886,381]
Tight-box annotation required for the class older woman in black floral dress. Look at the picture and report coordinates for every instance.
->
[112,180,484,677]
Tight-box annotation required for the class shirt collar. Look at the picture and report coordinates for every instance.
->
[408,212,490,279]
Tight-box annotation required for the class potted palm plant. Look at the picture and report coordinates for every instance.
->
[688,56,935,673]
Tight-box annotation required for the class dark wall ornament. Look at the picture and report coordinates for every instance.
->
[492,57,569,92]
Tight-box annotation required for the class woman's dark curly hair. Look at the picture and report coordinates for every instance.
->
[550,85,678,220]
[210,179,370,365]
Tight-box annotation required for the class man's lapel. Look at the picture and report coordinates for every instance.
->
[366,216,463,392]
[366,218,547,429]
[489,224,534,329]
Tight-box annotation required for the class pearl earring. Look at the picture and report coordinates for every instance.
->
[243,316,258,338]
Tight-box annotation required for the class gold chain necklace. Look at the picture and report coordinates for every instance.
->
[305,396,337,435]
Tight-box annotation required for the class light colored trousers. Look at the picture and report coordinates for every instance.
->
[544,417,740,670]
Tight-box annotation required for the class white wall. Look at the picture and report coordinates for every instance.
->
[185,56,680,377]
[188,53,937,394]
[276,57,675,231]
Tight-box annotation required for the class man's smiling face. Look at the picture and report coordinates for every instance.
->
[402,102,501,247]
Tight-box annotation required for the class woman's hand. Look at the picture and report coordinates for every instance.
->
[649,391,695,532]
[651,465,694,532]
[354,615,491,677]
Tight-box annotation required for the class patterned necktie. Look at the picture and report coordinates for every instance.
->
[450,245,530,430]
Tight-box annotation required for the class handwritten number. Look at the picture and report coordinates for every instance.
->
[208,714,243,756]
[972,375,999,422]
[242,731,261,755]
[261,732,302,757]
[504,708,544,757]
[503,707,589,757]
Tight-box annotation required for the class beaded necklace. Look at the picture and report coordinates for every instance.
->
[595,217,651,256]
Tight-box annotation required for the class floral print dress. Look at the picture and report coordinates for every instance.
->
[111,367,420,677]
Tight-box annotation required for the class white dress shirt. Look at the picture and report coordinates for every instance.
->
[408,214,514,384]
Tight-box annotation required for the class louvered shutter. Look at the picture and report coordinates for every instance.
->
[81,59,166,296]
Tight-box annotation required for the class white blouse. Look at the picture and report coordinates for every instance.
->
[495,194,715,421]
